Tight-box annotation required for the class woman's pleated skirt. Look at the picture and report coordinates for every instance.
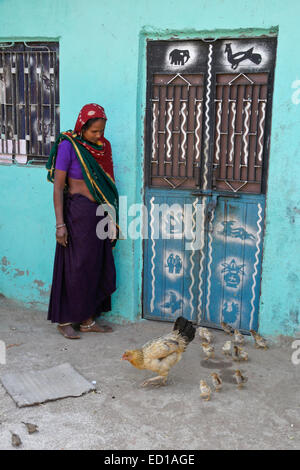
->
[48,193,116,324]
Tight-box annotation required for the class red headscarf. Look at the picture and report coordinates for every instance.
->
[74,103,107,132]
[71,103,115,182]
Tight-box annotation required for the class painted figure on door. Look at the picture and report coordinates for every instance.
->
[169,49,190,66]
[166,253,183,275]
[174,255,182,274]
[225,43,262,70]
[221,259,245,288]
[222,301,239,323]
[162,291,183,314]
[166,254,175,273]
[218,221,255,241]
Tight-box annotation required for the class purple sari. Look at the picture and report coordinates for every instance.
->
[48,193,116,324]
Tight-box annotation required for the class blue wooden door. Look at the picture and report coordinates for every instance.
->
[143,38,276,332]
[200,194,265,333]
[143,188,205,323]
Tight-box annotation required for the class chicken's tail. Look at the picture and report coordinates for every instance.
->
[173,316,196,344]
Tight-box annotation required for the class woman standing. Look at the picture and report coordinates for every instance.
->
[46,104,118,339]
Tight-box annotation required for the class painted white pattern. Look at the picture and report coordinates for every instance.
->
[206,207,215,322]
[194,101,202,160]
[202,44,213,189]
[242,100,251,166]
[180,102,187,160]
[166,101,173,160]
[0,79,5,105]
[215,100,222,162]
[257,101,266,163]
[151,102,158,161]
[249,203,262,329]
[229,101,236,162]
[189,198,198,317]
[150,197,156,313]
[197,199,206,324]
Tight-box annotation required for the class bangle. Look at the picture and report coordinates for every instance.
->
[56,223,66,229]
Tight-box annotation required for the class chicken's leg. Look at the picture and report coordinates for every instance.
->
[140,375,167,387]
[200,393,211,401]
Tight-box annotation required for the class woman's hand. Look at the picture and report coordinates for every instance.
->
[56,226,68,247]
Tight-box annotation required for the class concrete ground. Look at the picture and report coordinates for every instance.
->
[0,296,299,450]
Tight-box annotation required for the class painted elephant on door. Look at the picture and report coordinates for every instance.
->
[169,49,190,66]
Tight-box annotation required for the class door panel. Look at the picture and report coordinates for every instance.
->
[212,73,269,194]
[150,73,204,189]
[200,194,264,332]
[143,188,206,323]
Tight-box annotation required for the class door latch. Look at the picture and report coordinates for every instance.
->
[205,194,218,226]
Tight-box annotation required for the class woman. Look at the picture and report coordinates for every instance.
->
[46,103,119,339]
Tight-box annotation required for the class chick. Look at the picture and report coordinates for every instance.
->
[11,432,22,448]
[250,330,268,350]
[201,342,215,360]
[198,327,213,344]
[199,380,211,401]
[232,345,240,361]
[221,321,233,335]
[22,422,39,434]
[255,335,268,350]
[250,329,257,340]
[222,340,232,356]
[234,329,244,345]
[210,372,222,392]
[233,369,248,389]
[238,348,249,361]
[232,345,248,362]
[198,326,208,339]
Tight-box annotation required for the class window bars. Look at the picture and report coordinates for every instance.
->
[150,73,204,190]
[212,73,268,194]
[148,72,269,194]
[0,42,59,165]
[146,39,276,195]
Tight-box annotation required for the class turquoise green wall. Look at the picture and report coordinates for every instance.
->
[0,0,299,334]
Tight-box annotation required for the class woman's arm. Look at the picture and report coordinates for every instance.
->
[54,169,68,247]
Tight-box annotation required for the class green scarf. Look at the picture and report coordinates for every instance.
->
[46,132,119,246]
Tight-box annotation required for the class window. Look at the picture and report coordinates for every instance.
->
[0,41,59,165]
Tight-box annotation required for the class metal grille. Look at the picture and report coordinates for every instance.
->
[149,73,204,189]
[212,73,268,194]
[0,42,59,165]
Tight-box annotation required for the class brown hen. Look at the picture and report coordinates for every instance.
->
[122,316,195,387]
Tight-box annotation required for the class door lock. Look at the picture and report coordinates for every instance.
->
[205,194,218,224]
